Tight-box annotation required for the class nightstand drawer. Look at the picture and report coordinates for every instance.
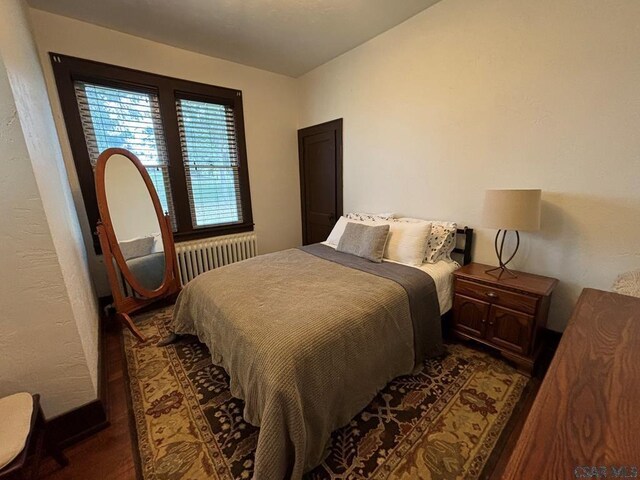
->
[456,279,538,315]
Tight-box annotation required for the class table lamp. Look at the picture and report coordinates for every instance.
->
[481,189,541,279]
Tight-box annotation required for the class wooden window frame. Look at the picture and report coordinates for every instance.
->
[50,53,253,252]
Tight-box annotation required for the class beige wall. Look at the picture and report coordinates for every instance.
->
[0,0,99,416]
[29,9,302,296]
[299,0,640,329]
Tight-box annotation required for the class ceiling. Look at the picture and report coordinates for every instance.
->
[27,0,441,77]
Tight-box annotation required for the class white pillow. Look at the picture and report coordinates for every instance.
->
[118,235,155,260]
[152,232,164,253]
[396,218,457,263]
[345,212,395,221]
[326,216,349,246]
[384,221,432,266]
[395,217,428,224]
[326,216,388,247]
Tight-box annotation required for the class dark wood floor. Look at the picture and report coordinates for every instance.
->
[40,321,136,480]
[38,321,555,480]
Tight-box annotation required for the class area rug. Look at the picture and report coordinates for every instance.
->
[123,306,528,480]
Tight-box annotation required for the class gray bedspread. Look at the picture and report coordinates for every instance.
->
[171,245,442,479]
[300,244,443,364]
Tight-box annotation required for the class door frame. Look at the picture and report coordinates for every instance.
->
[297,118,343,245]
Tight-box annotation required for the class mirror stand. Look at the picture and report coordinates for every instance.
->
[94,148,183,344]
[97,214,181,342]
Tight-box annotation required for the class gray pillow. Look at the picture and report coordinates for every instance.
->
[337,222,390,263]
[118,236,155,260]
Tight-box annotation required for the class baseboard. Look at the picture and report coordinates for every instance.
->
[543,328,563,346]
[46,302,111,448]
[46,398,109,448]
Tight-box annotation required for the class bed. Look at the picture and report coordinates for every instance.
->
[323,240,461,314]
[171,226,473,480]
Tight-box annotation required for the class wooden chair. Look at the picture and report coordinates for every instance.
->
[0,394,68,480]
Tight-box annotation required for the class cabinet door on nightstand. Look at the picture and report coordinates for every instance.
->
[453,294,489,338]
[486,305,533,354]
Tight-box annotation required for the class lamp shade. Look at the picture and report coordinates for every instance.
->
[482,189,541,231]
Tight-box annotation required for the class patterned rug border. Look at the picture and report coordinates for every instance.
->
[163,324,232,479]
[122,319,226,480]
[375,358,527,480]
[476,372,536,479]
[369,364,475,478]
[122,308,530,480]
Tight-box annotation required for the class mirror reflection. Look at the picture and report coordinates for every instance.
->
[104,153,166,291]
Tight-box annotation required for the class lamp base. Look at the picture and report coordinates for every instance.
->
[485,264,518,280]
[486,229,520,280]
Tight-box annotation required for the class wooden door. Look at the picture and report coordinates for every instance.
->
[298,119,343,245]
[453,294,489,338]
[486,305,533,354]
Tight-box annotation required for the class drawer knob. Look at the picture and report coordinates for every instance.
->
[486,291,499,299]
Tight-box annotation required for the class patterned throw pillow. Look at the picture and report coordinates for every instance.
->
[345,212,395,222]
[425,222,457,263]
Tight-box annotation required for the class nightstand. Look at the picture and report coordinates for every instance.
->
[451,262,558,374]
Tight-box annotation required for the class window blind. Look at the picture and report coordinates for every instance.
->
[176,98,243,228]
[74,81,176,228]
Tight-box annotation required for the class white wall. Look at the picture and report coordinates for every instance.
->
[105,154,162,243]
[0,0,99,416]
[299,0,640,330]
[26,0,640,330]
[29,9,302,296]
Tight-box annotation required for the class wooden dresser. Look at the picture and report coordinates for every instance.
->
[452,263,558,373]
[503,289,640,479]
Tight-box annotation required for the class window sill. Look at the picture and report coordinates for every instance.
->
[172,223,255,243]
[92,223,254,255]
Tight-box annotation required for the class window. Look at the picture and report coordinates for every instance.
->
[51,53,253,251]
[176,98,242,228]
[75,82,176,228]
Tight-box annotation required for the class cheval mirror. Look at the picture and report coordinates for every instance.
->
[95,148,181,342]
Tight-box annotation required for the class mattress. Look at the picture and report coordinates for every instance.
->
[415,260,459,314]
[322,241,459,314]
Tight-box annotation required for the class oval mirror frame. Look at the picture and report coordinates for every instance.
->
[95,148,173,299]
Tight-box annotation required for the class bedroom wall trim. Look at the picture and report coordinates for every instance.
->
[46,399,109,449]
